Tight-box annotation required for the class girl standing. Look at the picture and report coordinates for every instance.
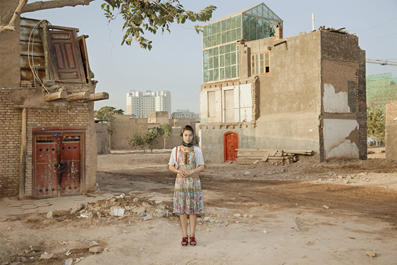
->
[168,125,205,246]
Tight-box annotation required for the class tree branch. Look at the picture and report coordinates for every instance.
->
[0,0,27,33]
[21,0,96,13]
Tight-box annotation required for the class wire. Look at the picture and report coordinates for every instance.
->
[28,19,50,93]
[350,16,397,31]
[359,32,397,38]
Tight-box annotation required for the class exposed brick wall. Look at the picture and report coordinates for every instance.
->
[0,88,22,197]
[25,103,91,197]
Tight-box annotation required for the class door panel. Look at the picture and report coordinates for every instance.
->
[34,133,82,198]
[60,137,81,195]
[224,132,238,162]
[35,137,59,198]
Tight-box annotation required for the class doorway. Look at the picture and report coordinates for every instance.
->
[33,132,84,198]
[224,131,238,162]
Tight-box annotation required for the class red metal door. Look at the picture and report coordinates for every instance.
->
[224,132,238,162]
[35,136,59,198]
[60,136,81,195]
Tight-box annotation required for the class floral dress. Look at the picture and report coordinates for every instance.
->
[173,147,204,215]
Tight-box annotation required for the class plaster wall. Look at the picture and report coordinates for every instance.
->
[95,123,110,154]
[0,0,20,88]
[386,99,397,160]
[323,119,359,159]
[199,126,256,163]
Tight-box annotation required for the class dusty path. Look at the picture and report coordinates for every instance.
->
[1,150,397,264]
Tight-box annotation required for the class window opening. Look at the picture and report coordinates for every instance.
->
[251,51,270,75]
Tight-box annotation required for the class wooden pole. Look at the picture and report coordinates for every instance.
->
[19,108,27,199]
[44,91,67,101]
[88,92,109,101]
[66,92,90,101]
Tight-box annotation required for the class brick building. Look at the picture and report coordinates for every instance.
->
[0,1,108,198]
[198,3,367,163]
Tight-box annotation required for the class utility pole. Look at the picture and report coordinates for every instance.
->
[311,13,315,31]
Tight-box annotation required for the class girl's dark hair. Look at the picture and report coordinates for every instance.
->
[182,125,194,134]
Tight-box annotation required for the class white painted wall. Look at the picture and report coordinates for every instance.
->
[239,84,252,122]
[323,83,350,113]
[324,119,359,159]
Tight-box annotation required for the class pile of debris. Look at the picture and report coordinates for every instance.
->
[236,149,314,165]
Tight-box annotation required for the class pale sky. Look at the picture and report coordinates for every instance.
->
[26,0,397,114]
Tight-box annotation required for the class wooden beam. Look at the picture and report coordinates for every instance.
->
[19,108,27,199]
[66,92,90,101]
[44,91,67,102]
[88,92,109,101]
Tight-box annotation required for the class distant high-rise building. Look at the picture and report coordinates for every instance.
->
[171,109,200,121]
[126,90,171,118]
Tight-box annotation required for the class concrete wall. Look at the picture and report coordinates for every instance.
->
[95,123,110,154]
[386,99,397,160]
[253,32,322,155]
[0,0,20,88]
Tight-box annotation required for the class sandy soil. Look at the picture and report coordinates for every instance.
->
[1,148,397,265]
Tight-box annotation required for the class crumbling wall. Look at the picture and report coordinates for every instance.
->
[0,0,20,88]
[386,99,397,160]
[95,123,110,154]
[320,31,366,160]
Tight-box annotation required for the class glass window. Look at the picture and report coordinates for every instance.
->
[203,50,209,58]
[225,66,231,78]
[231,16,236,29]
[220,55,225,67]
[225,44,230,53]
[225,53,230,66]
[237,50,239,63]
[231,65,237,78]
[249,17,257,40]
[208,26,212,36]
[222,20,226,32]
[236,15,242,28]
[208,49,213,57]
[214,69,219,81]
[203,26,208,37]
[217,34,221,45]
[253,6,258,16]
[222,32,227,44]
[214,56,219,68]
[237,28,242,40]
[216,22,221,33]
[203,58,209,70]
[212,35,217,46]
[212,23,217,34]
[226,18,231,31]
[227,31,232,42]
[209,70,213,82]
[231,52,236,65]
[231,30,236,41]
[213,47,218,55]
[220,68,224,79]
[263,5,269,17]
[257,18,263,39]
[204,71,209,82]
[209,57,213,69]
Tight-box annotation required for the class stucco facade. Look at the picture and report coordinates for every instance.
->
[199,28,366,163]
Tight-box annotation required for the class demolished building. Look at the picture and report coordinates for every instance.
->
[0,1,108,198]
[198,3,367,163]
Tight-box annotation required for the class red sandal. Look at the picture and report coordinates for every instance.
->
[181,237,188,246]
[190,237,197,246]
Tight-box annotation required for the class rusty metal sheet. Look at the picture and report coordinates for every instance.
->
[20,41,44,57]
[20,27,42,43]
[21,69,45,80]
[20,55,46,69]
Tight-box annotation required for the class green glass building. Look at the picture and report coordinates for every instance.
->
[202,3,283,83]
[367,73,397,111]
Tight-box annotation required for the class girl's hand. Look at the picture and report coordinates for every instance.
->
[179,170,188,178]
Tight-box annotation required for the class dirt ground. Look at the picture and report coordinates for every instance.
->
[1,147,397,265]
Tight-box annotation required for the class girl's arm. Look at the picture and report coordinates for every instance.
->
[169,165,189,177]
